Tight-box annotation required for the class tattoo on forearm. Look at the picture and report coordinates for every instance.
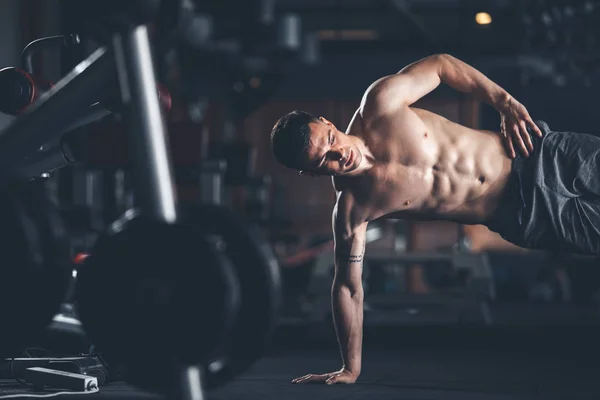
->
[345,255,363,263]
[341,240,366,264]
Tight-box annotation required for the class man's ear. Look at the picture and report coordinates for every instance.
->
[319,117,335,128]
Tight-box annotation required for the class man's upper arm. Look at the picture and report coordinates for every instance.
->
[360,54,444,117]
[332,198,368,287]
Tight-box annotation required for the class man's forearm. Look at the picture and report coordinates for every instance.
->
[331,277,364,375]
[437,54,511,111]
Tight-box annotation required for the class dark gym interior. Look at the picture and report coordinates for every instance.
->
[0,0,600,399]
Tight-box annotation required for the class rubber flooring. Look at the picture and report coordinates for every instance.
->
[1,327,600,399]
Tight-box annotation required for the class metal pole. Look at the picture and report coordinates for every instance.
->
[60,103,112,134]
[7,140,74,182]
[2,103,112,184]
[112,25,177,223]
[21,34,81,74]
[177,365,205,400]
[114,25,200,398]
[0,47,113,177]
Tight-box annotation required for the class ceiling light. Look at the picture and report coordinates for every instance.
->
[475,12,492,25]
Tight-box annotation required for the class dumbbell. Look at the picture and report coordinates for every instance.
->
[0,180,70,358]
[76,204,281,393]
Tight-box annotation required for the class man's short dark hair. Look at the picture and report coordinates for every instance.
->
[270,110,318,170]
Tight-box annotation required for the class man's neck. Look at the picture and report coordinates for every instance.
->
[351,136,376,175]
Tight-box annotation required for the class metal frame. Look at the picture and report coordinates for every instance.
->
[0,47,112,183]
[21,34,81,75]
[0,22,203,399]
[112,26,177,223]
[0,28,178,222]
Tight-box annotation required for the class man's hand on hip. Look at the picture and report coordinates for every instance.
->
[499,97,543,159]
[292,368,358,385]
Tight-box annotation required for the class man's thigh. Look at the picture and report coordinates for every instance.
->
[541,130,600,198]
[555,198,600,254]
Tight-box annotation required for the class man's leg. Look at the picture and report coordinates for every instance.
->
[488,122,600,254]
[530,126,600,254]
[536,125,600,198]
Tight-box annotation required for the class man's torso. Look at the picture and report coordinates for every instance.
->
[333,106,513,228]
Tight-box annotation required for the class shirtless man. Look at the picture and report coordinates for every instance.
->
[270,53,600,384]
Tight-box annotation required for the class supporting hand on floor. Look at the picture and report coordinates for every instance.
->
[292,368,358,385]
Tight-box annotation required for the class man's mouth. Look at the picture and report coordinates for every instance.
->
[345,150,353,168]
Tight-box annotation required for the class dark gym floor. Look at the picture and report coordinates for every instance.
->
[2,326,600,399]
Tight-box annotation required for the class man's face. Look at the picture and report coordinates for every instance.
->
[301,117,363,177]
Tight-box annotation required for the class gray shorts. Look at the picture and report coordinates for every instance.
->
[487,121,600,255]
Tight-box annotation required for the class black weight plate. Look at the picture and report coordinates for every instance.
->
[182,204,282,389]
[77,215,240,394]
[0,182,69,358]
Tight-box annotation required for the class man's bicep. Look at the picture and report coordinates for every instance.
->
[362,55,442,114]
[396,54,444,102]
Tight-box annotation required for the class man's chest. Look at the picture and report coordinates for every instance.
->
[338,165,435,222]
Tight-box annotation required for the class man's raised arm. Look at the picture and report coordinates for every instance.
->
[362,53,542,158]
[363,54,510,110]
[292,200,367,385]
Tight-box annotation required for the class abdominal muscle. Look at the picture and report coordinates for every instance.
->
[369,108,513,225]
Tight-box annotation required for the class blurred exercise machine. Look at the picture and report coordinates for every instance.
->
[0,0,318,398]
[278,224,600,331]
[279,226,495,329]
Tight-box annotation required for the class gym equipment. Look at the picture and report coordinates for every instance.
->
[281,247,495,327]
[22,34,82,75]
[0,30,172,187]
[0,181,70,359]
[244,175,272,221]
[0,63,172,184]
[0,67,54,116]
[0,1,304,397]
[198,160,227,205]
[366,251,495,296]
[77,204,281,392]
[3,356,107,384]
[0,63,171,118]
[364,251,494,325]
[0,0,309,184]
[25,367,99,393]
[182,204,281,388]
[0,22,188,395]
[77,213,242,395]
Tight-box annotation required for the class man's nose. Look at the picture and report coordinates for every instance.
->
[332,148,345,161]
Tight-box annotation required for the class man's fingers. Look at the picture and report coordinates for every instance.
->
[511,125,529,157]
[293,376,314,384]
[520,120,534,152]
[293,371,356,385]
[292,374,314,384]
[292,375,308,383]
[530,120,543,137]
[500,122,515,158]
[293,374,329,384]
[505,134,516,159]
